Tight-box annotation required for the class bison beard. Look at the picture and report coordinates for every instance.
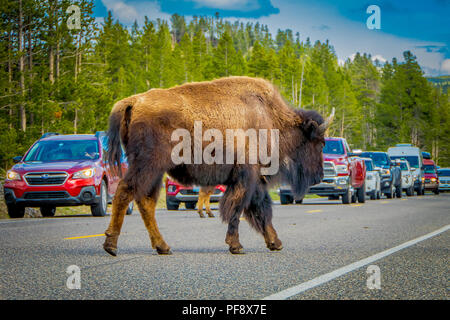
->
[103,76,331,256]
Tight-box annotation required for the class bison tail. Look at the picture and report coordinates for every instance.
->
[107,99,134,177]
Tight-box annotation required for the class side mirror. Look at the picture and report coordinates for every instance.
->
[13,156,22,163]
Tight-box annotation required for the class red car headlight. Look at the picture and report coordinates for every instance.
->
[6,170,21,181]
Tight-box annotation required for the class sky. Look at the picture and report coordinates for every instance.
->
[92,0,450,76]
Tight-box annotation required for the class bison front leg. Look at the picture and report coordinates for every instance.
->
[103,180,134,256]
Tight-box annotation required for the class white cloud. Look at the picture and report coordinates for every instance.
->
[371,54,387,64]
[101,0,139,23]
[192,0,260,11]
[101,0,171,25]
[441,59,450,74]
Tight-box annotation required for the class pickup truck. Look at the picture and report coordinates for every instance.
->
[359,151,402,198]
[279,137,366,204]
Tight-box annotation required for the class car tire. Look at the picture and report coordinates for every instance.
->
[280,194,294,205]
[395,185,402,198]
[185,202,196,209]
[126,201,134,215]
[370,191,376,200]
[91,181,107,217]
[416,183,423,196]
[385,183,394,198]
[377,190,381,199]
[166,198,180,210]
[295,198,303,204]
[406,186,413,196]
[357,182,366,203]
[7,204,25,218]
[433,189,439,195]
[40,206,56,217]
[342,188,351,204]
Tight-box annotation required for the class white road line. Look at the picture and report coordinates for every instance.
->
[262,224,450,300]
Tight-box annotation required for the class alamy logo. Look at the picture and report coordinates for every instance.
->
[366,265,381,289]
[66,265,81,289]
[171,121,280,175]
[66,5,81,30]
[366,5,381,30]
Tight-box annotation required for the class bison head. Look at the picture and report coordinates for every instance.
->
[283,107,335,200]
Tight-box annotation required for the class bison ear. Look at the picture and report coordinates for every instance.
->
[301,118,320,141]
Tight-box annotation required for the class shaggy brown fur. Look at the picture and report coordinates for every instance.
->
[104,76,329,255]
[197,186,215,218]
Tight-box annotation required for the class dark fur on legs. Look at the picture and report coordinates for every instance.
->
[243,181,283,251]
[220,166,257,254]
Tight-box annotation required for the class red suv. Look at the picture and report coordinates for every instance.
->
[422,159,439,194]
[3,132,132,218]
[165,178,225,210]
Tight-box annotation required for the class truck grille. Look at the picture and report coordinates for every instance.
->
[25,172,68,185]
[23,191,69,199]
[179,189,199,195]
[323,161,336,177]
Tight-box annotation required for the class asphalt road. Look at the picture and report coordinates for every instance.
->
[0,192,449,300]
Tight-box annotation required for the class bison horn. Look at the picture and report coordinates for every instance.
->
[318,107,335,134]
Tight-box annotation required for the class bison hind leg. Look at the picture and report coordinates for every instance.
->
[243,185,283,251]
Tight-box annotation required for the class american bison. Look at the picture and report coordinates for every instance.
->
[103,76,333,256]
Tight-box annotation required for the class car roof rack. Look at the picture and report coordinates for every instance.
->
[40,132,60,139]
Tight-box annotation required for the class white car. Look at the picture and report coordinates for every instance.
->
[362,158,381,200]
[397,159,414,196]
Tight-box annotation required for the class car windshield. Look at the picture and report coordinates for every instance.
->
[364,160,374,171]
[438,169,450,177]
[423,165,436,174]
[389,156,420,168]
[24,140,99,162]
[323,140,344,155]
[360,152,389,166]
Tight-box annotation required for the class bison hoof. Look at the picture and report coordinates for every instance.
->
[229,245,244,254]
[156,245,172,255]
[103,246,117,256]
[198,213,206,218]
[206,212,215,218]
[267,239,283,251]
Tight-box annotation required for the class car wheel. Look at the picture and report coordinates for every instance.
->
[295,198,303,204]
[370,191,376,200]
[7,204,25,218]
[40,206,56,217]
[342,188,351,204]
[406,186,413,196]
[126,201,134,215]
[377,190,381,199]
[166,198,180,210]
[280,194,294,205]
[433,189,439,195]
[385,183,393,198]
[416,183,423,196]
[185,202,196,209]
[357,182,366,203]
[395,185,402,198]
[91,181,107,217]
